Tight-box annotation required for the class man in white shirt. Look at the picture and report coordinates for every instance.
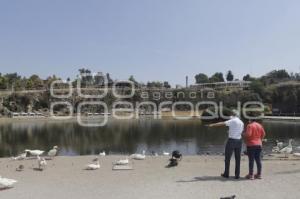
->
[208,110,244,179]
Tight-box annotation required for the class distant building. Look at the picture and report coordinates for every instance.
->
[190,80,251,91]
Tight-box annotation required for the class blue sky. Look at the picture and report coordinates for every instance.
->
[1,0,300,86]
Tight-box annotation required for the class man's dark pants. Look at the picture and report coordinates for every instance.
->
[224,138,242,177]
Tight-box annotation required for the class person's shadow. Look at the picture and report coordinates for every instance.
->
[176,176,247,183]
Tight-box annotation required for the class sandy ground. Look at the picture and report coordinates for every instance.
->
[0,155,300,199]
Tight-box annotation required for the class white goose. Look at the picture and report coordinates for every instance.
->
[115,158,129,165]
[162,151,170,156]
[280,139,293,157]
[25,149,44,156]
[0,176,17,189]
[12,152,28,161]
[85,159,100,170]
[99,151,106,157]
[130,150,146,160]
[48,146,59,159]
[37,156,47,170]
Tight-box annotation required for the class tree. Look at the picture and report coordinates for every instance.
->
[29,75,43,86]
[226,70,234,81]
[128,75,139,88]
[163,81,171,88]
[195,73,209,84]
[243,74,255,81]
[209,72,224,82]
[129,75,137,83]
[0,75,8,89]
[266,69,290,79]
[25,79,34,89]
[250,80,265,97]
[106,73,113,86]
[78,68,93,86]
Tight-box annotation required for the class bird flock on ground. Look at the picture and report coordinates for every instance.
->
[1,140,300,191]
[271,139,300,157]
[1,147,172,189]
[0,146,59,189]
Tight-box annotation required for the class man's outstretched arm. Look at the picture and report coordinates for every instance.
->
[208,122,226,127]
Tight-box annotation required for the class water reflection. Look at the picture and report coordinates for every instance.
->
[0,119,299,157]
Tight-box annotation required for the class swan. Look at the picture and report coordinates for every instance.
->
[0,176,17,189]
[115,158,129,165]
[48,146,59,159]
[163,151,170,156]
[12,152,28,161]
[130,150,146,160]
[25,149,44,156]
[37,155,47,170]
[99,151,106,157]
[85,159,100,170]
[280,139,293,157]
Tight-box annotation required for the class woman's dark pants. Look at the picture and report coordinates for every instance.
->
[224,138,242,178]
[247,145,262,175]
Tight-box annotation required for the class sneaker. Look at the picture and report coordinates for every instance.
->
[221,173,229,178]
[254,174,262,179]
[245,174,254,180]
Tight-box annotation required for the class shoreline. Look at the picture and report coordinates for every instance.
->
[1,155,300,199]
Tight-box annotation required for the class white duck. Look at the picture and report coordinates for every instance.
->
[272,140,284,153]
[85,159,100,170]
[37,155,47,170]
[276,140,284,148]
[293,153,300,157]
[162,151,170,156]
[99,151,106,157]
[48,146,59,159]
[130,150,146,160]
[115,158,129,165]
[25,149,44,156]
[280,139,293,157]
[0,176,17,189]
[12,152,28,161]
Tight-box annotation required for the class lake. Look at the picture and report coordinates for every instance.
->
[0,118,300,157]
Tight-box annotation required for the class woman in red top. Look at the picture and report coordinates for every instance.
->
[244,118,266,180]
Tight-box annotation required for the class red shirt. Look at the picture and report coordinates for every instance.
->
[245,122,266,146]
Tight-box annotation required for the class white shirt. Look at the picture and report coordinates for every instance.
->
[224,116,244,139]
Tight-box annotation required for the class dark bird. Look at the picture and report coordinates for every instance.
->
[16,164,24,172]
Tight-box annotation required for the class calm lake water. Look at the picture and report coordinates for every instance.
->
[0,118,300,157]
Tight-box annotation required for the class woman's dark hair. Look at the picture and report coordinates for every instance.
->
[247,111,263,122]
